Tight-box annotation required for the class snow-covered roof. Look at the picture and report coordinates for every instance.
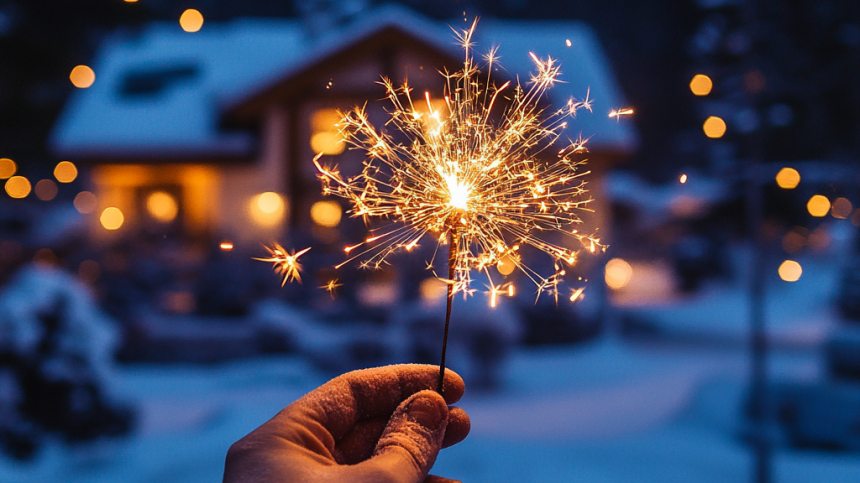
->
[51,4,638,161]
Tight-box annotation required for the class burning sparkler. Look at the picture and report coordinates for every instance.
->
[255,244,311,286]
[312,19,604,392]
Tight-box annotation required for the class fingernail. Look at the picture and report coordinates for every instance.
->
[405,392,446,430]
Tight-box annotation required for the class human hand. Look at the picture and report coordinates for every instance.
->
[223,364,470,483]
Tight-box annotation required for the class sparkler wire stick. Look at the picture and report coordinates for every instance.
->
[437,230,458,393]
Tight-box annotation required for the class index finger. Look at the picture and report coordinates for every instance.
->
[286,364,464,442]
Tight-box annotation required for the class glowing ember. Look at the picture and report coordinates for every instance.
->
[255,244,311,286]
[320,279,343,299]
[313,19,603,302]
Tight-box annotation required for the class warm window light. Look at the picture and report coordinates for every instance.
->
[250,192,286,227]
[220,241,234,251]
[54,161,78,183]
[775,167,800,189]
[310,200,342,227]
[807,195,830,217]
[689,74,713,96]
[5,176,31,199]
[146,191,179,223]
[605,258,633,290]
[70,65,95,88]
[310,109,345,155]
[0,158,15,179]
[100,207,124,230]
[180,9,204,32]
[35,179,58,201]
[831,197,853,219]
[703,116,726,138]
[778,260,802,282]
[73,191,97,214]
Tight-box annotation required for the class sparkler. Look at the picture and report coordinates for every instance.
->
[313,19,604,392]
[254,244,311,286]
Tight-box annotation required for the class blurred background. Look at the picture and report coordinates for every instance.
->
[1,0,859,481]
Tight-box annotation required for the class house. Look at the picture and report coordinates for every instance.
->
[51,5,638,248]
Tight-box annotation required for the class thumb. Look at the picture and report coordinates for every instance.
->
[366,390,449,483]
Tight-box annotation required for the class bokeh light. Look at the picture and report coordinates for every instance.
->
[703,116,727,138]
[419,277,448,301]
[249,192,286,227]
[34,248,58,266]
[806,195,830,217]
[146,191,179,223]
[220,241,234,251]
[0,158,16,179]
[5,176,31,198]
[310,200,342,227]
[605,258,633,290]
[100,207,124,230]
[496,255,517,276]
[778,260,802,282]
[74,191,97,213]
[180,9,204,33]
[689,74,713,96]
[775,167,800,189]
[831,197,853,219]
[54,161,78,183]
[70,65,95,88]
[34,179,58,201]
[781,227,807,254]
[679,174,688,184]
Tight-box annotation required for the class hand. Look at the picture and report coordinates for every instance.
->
[224,364,470,483]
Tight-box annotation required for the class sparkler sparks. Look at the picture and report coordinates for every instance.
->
[321,279,343,298]
[254,244,311,286]
[314,18,604,302]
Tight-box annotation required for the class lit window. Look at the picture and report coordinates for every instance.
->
[310,200,342,227]
[100,207,124,230]
[180,9,204,33]
[70,65,95,88]
[250,192,286,227]
[54,161,78,183]
[689,74,713,96]
[146,191,179,223]
[310,109,345,155]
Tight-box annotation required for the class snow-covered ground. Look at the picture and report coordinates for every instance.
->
[2,337,858,483]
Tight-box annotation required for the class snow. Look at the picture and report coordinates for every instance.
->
[1,334,858,482]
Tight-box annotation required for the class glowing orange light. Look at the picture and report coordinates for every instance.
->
[609,108,634,120]
[679,174,688,184]
[310,200,342,227]
[689,74,713,96]
[0,158,16,179]
[220,241,234,251]
[320,279,343,299]
[70,65,95,88]
[146,191,179,223]
[605,258,632,290]
[775,168,800,189]
[831,197,853,219]
[100,207,124,230]
[73,191,97,214]
[53,161,78,183]
[34,179,58,201]
[569,287,585,302]
[5,176,31,199]
[807,195,830,217]
[249,192,286,227]
[180,9,204,33]
[703,116,726,138]
[778,260,802,282]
